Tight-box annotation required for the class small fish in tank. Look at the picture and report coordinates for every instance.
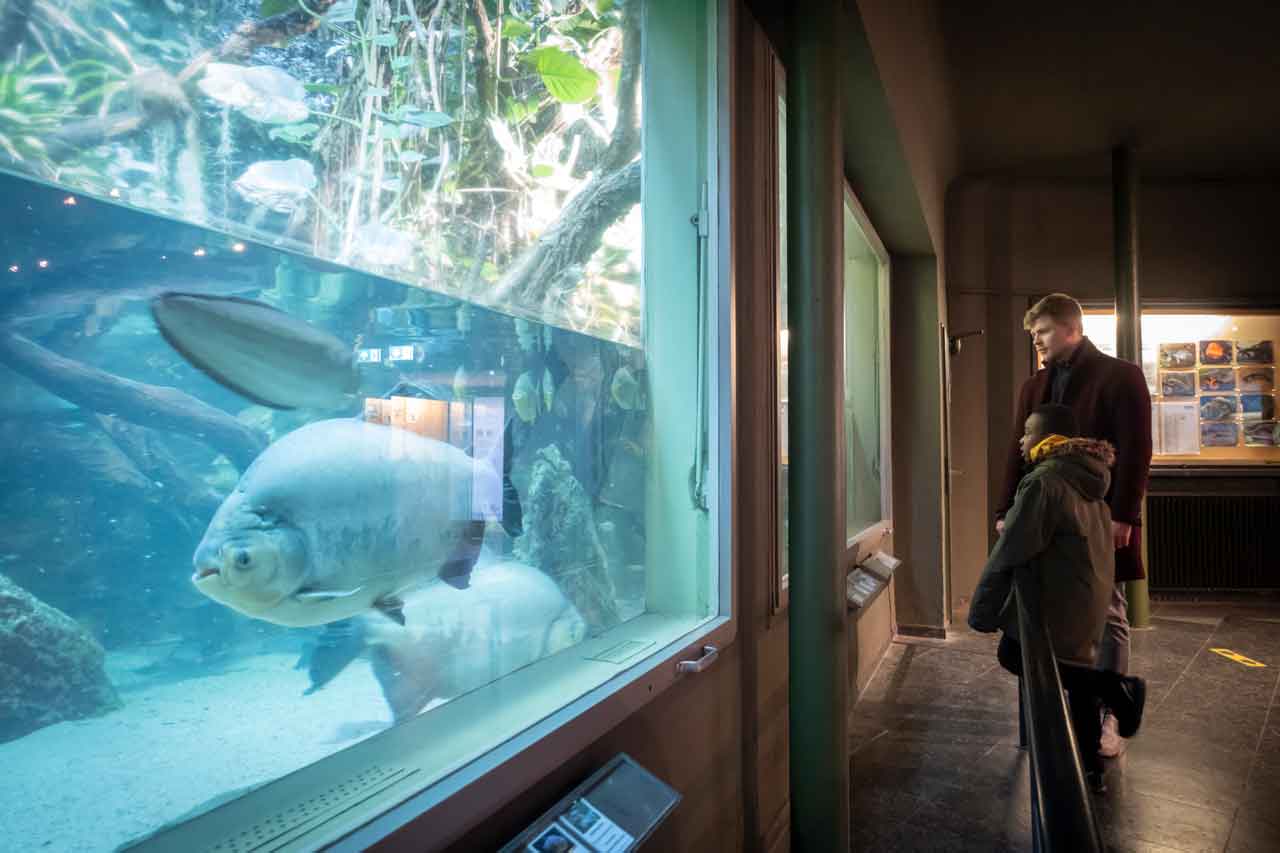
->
[1199,340,1234,365]
[1161,371,1196,397]
[1237,340,1275,365]
[1201,422,1240,447]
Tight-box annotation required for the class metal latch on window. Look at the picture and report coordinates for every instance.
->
[676,644,719,674]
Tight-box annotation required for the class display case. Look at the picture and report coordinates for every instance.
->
[1081,309,1280,464]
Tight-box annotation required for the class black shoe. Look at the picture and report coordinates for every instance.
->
[1086,770,1108,795]
[1112,676,1146,738]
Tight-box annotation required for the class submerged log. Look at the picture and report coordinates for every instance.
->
[0,331,266,470]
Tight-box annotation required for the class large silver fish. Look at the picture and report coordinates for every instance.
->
[151,292,359,410]
[191,418,500,627]
[303,560,586,720]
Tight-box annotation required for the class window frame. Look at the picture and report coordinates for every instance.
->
[772,51,790,614]
[841,183,894,567]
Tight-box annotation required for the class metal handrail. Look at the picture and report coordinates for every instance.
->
[1013,568,1105,853]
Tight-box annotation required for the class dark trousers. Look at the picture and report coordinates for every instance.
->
[998,634,1107,774]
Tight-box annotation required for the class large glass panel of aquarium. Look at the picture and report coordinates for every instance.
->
[0,2,723,850]
[843,191,887,541]
[0,0,641,345]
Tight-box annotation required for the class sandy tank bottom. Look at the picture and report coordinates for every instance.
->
[0,646,391,852]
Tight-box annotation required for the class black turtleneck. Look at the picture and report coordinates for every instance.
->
[1049,341,1084,403]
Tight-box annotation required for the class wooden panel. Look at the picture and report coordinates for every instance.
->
[734,8,792,852]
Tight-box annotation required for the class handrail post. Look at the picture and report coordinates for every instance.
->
[1014,569,1105,852]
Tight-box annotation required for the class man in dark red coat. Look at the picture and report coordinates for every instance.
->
[996,293,1152,758]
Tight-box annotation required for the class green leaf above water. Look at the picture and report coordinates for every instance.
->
[397,108,453,128]
[268,122,319,145]
[531,163,554,178]
[528,47,598,104]
[259,0,298,17]
[502,17,533,39]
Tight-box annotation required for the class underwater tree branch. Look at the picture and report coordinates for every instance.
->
[0,331,268,470]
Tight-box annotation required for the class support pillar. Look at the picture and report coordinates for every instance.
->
[786,1,848,850]
[1112,145,1151,630]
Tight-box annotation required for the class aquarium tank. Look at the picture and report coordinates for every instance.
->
[0,1,723,849]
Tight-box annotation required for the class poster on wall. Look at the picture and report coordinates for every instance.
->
[1244,421,1279,447]
[1158,343,1197,369]
[1238,367,1275,392]
[1161,371,1196,397]
[1199,340,1234,364]
[1158,402,1199,455]
[1199,395,1238,421]
[1199,367,1236,393]
[1237,340,1275,365]
[1201,422,1240,447]
[1241,394,1277,421]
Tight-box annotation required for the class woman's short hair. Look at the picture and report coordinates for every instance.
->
[1032,403,1080,438]
[1023,293,1084,332]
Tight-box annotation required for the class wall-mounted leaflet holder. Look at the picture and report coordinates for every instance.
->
[500,754,681,853]
[846,549,901,611]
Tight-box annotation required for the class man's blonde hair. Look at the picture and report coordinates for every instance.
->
[1023,293,1084,332]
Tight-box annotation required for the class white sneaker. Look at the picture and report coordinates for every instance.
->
[1099,713,1126,758]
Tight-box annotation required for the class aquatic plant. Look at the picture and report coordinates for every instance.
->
[0,52,77,164]
[2,0,645,344]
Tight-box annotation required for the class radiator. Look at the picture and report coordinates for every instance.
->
[1148,494,1280,590]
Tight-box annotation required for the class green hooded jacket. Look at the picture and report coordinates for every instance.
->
[968,437,1117,666]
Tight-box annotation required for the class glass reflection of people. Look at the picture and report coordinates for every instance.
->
[995,293,1152,759]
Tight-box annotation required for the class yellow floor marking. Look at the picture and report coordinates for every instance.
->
[1209,648,1267,668]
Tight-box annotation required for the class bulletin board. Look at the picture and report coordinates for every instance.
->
[1080,309,1280,466]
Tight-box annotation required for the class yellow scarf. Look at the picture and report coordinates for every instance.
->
[1029,434,1070,464]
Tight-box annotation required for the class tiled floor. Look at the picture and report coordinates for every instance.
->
[850,602,1280,852]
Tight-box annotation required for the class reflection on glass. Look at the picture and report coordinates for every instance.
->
[0,0,641,345]
[843,198,884,539]
[1081,311,1280,460]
